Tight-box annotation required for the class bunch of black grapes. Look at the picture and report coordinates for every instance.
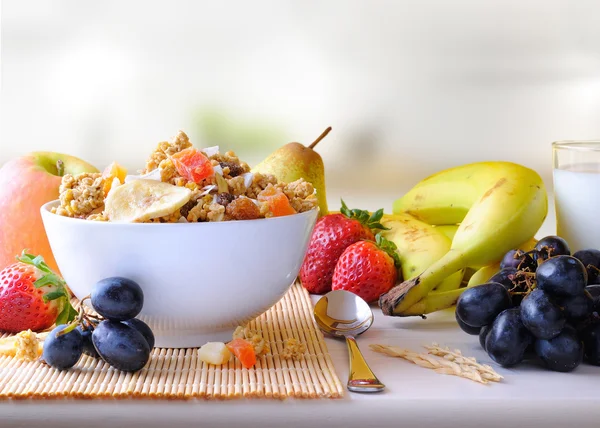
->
[42,277,154,372]
[456,236,600,372]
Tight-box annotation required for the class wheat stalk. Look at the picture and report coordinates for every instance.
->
[370,343,503,385]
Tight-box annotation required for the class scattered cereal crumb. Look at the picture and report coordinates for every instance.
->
[0,330,45,361]
[233,326,270,356]
[281,338,306,361]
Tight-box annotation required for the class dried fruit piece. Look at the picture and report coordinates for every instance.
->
[226,197,260,220]
[198,342,232,365]
[105,179,192,222]
[258,185,296,217]
[171,147,214,183]
[102,161,128,195]
[226,338,257,369]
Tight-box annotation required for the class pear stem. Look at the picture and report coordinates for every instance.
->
[308,126,332,149]
[56,160,65,177]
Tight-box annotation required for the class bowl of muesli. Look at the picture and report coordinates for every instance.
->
[41,131,319,348]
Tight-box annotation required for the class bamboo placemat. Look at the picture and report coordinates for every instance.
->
[0,282,344,400]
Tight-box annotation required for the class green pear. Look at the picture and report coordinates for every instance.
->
[252,127,331,216]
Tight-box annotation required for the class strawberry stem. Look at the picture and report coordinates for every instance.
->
[17,250,78,326]
[339,199,389,231]
[375,233,401,268]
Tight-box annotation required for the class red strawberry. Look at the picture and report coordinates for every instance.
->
[332,234,401,303]
[0,252,77,333]
[299,200,387,294]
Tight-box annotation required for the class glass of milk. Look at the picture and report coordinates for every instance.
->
[553,141,600,251]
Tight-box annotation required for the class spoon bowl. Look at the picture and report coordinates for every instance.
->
[314,290,385,393]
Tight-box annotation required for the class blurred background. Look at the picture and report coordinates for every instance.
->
[2,0,600,212]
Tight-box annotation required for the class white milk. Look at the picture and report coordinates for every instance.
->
[554,167,600,251]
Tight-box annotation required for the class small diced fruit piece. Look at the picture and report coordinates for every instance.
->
[225,197,260,220]
[198,342,232,366]
[102,161,128,195]
[171,147,214,183]
[226,338,257,369]
[258,186,296,217]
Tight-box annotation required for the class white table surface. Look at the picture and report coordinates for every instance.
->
[5,197,599,428]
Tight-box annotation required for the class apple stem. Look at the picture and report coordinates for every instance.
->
[56,160,65,177]
[308,126,332,149]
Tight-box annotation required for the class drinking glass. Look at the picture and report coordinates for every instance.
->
[553,141,600,251]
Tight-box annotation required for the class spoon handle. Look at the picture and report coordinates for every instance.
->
[345,335,385,393]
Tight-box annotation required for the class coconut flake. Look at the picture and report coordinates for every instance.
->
[201,146,219,157]
[213,164,223,176]
[125,168,163,183]
[199,184,217,196]
[241,172,254,188]
[177,216,188,223]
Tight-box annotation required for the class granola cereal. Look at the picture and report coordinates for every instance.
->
[52,130,318,223]
[51,173,105,218]
[232,326,270,356]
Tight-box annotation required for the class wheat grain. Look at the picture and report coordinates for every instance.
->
[370,343,503,385]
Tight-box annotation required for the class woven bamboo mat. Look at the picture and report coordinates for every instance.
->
[0,282,344,400]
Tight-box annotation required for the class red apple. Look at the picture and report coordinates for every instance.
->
[0,152,99,272]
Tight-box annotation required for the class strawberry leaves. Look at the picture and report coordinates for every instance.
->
[17,251,78,325]
[375,233,401,268]
[340,199,389,231]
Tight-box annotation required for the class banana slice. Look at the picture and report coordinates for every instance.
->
[105,179,192,222]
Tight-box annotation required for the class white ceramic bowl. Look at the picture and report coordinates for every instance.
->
[41,201,317,348]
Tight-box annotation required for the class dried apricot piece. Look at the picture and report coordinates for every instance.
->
[258,185,296,217]
[226,338,257,369]
[171,147,214,183]
[102,162,128,195]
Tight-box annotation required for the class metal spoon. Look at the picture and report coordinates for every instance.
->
[314,290,385,393]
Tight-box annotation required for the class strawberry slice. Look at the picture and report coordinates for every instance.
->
[171,147,214,183]
[0,252,77,333]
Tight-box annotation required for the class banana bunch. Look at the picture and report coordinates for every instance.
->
[379,161,548,317]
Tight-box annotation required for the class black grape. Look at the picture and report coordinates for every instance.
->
[573,249,600,284]
[123,318,155,350]
[42,325,83,370]
[76,324,100,358]
[555,291,594,322]
[456,283,511,328]
[92,320,150,372]
[479,324,491,350]
[585,285,600,312]
[485,308,533,367]
[535,236,571,260]
[536,256,587,297]
[489,268,517,292]
[91,277,144,321]
[520,289,565,339]
[581,321,600,365]
[534,325,583,372]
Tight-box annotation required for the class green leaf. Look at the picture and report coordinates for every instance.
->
[42,290,66,303]
[34,273,65,289]
[55,300,78,326]
[16,251,52,273]
[375,233,401,268]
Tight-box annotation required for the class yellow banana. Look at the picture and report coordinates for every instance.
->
[380,214,464,293]
[434,224,459,241]
[380,162,547,317]
[467,237,538,288]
